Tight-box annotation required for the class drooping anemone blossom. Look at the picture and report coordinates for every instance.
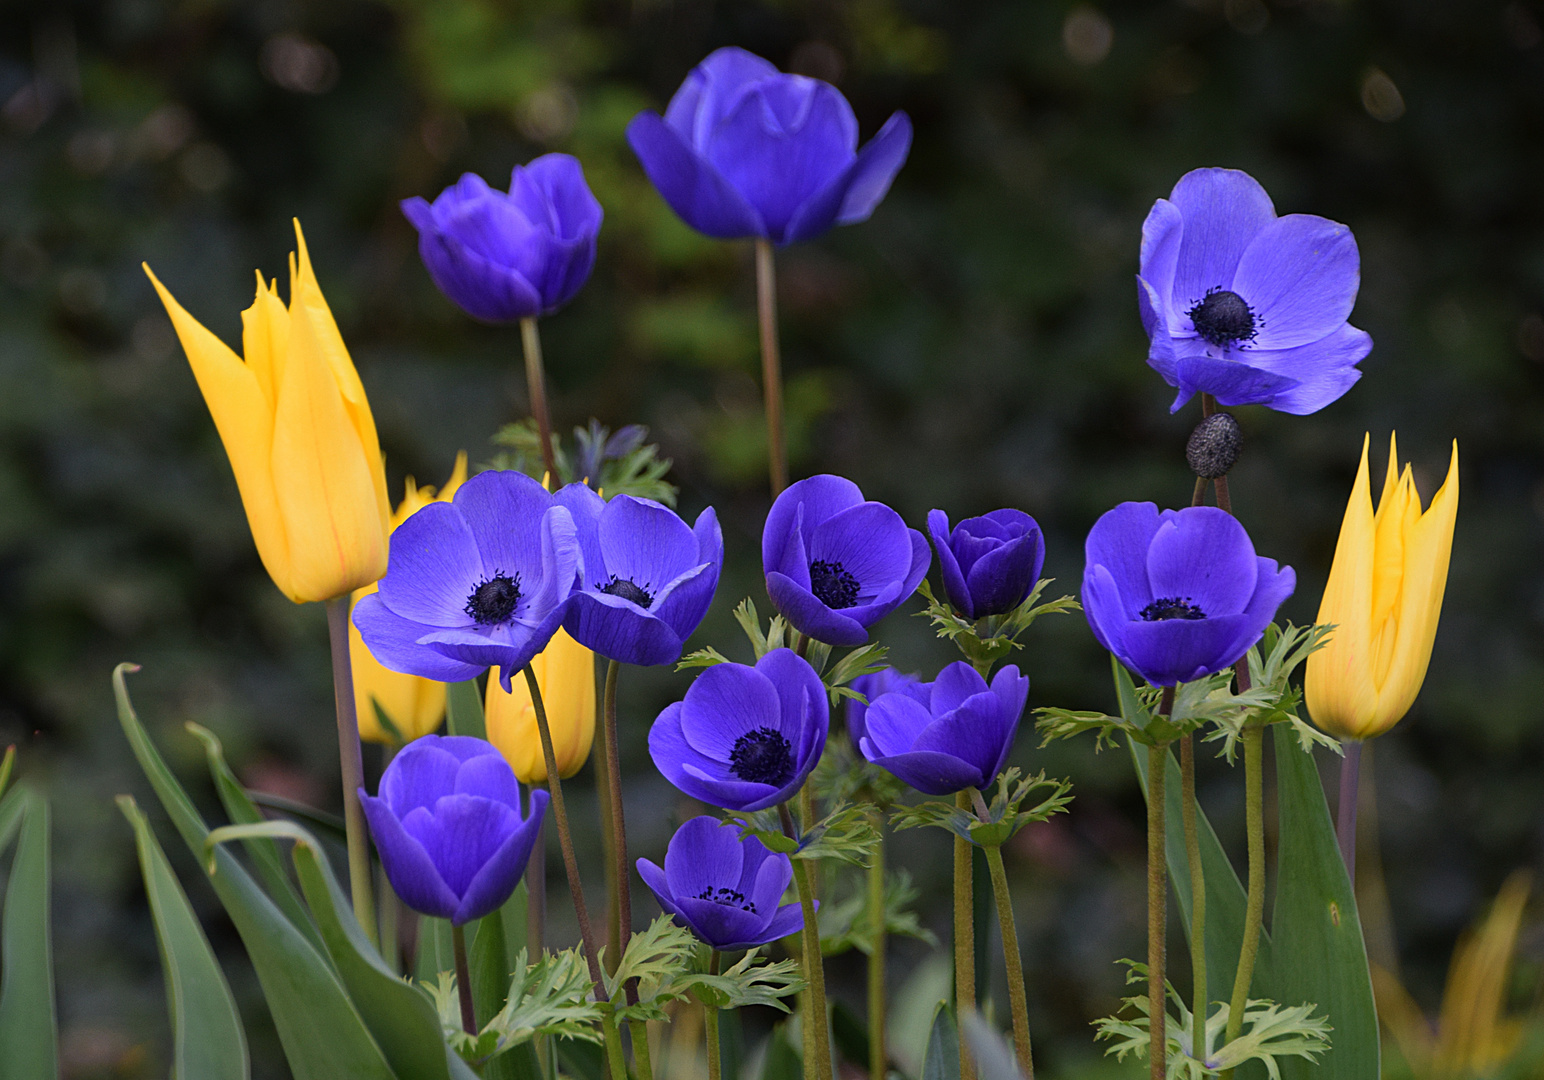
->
[927,508,1046,620]
[554,485,723,667]
[351,470,580,691]
[762,474,930,647]
[626,47,912,247]
[359,735,548,926]
[648,649,828,813]
[1137,167,1372,415]
[845,667,925,753]
[1081,503,1295,687]
[637,816,809,951]
[858,662,1028,796]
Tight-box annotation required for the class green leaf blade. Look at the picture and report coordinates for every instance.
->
[0,788,57,1080]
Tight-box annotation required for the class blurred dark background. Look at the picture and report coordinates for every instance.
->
[1,0,1541,1075]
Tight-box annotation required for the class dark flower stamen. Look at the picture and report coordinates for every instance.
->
[599,575,654,609]
[728,727,795,787]
[1140,597,1207,621]
[1187,288,1258,348]
[466,573,522,625]
[695,885,757,912]
[809,559,861,609]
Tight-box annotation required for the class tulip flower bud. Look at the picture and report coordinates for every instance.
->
[145,222,391,603]
[1306,434,1459,741]
[485,629,597,782]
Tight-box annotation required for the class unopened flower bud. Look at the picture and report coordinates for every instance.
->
[1187,413,1242,479]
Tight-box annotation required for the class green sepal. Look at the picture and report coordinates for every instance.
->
[890,769,1073,849]
[915,577,1079,669]
[730,801,881,867]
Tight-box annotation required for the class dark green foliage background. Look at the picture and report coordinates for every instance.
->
[0,0,1540,1074]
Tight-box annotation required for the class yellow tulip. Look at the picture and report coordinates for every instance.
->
[351,454,468,745]
[144,221,391,603]
[486,630,596,782]
[1306,433,1459,741]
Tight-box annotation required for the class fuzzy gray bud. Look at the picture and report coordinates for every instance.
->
[1186,413,1241,479]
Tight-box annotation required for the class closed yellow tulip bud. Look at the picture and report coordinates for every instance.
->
[145,221,391,603]
[486,630,596,782]
[1306,433,1459,741]
[351,454,468,745]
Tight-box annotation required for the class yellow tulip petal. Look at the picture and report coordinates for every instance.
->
[486,630,596,783]
[240,271,289,410]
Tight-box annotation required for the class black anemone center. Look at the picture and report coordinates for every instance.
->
[599,575,654,609]
[466,573,522,625]
[1140,597,1207,621]
[809,559,860,609]
[695,885,757,913]
[728,727,795,787]
[1187,288,1258,348]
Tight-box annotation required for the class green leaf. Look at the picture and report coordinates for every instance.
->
[0,746,15,802]
[416,916,457,984]
[118,795,248,1080]
[446,679,486,739]
[480,948,604,1050]
[0,787,56,1080]
[921,1003,961,1080]
[681,950,803,1012]
[113,664,400,1080]
[557,1038,606,1080]
[676,645,732,671]
[757,1023,803,1080]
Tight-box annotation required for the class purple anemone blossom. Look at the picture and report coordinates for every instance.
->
[1082,503,1295,687]
[1137,167,1371,415]
[554,485,723,667]
[626,47,912,247]
[858,662,1028,796]
[359,735,548,925]
[352,470,580,692]
[637,816,808,951]
[762,475,930,647]
[845,667,925,753]
[402,154,603,322]
[648,649,828,812]
[928,509,1046,620]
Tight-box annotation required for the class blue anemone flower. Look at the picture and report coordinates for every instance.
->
[352,470,580,691]
[626,47,912,247]
[845,667,925,753]
[1081,503,1295,687]
[1138,167,1372,415]
[762,474,930,647]
[360,735,548,926]
[637,816,808,951]
[553,485,723,667]
[648,649,828,812]
[927,508,1046,620]
[858,662,1028,796]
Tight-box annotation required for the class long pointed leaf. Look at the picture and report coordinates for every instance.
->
[0,788,56,1080]
[119,796,249,1080]
[446,680,485,739]
[113,664,399,1080]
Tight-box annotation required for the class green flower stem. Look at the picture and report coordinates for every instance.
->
[1148,686,1176,1080]
[754,239,787,496]
[600,660,635,973]
[706,950,722,1080]
[519,316,558,483]
[954,791,977,1080]
[522,664,607,998]
[451,923,476,1036]
[594,690,619,973]
[1220,721,1266,1077]
[779,802,833,1080]
[982,843,1034,1079]
[602,1009,629,1080]
[1179,734,1207,1063]
[325,595,377,946]
[867,807,887,1080]
[628,1018,654,1080]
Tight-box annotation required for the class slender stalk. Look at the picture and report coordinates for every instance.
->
[601,661,632,962]
[706,951,723,1080]
[594,682,620,973]
[377,862,400,973]
[629,1018,655,1080]
[954,791,977,1080]
[1199,393,1232,514]
[982,844,1034,1079]
[602,1011,629,1080]
[867,807,887,1080]
[1221,721,1266,1070]
[1179,735,1207,1064]
[522,664,607,997]
[452,923,476,1036]
[754,238,788,496]
[800,783,820,902]
[527,801,546,956]
[325,596,376,944]
[1148,685,1176,1080]
[1192,476,1208,507]
[520,316,559,484]
[1337,739,1362,883]
[780,802,833,1080]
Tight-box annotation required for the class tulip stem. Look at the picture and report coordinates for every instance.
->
[705,950,722,1080]
[520,316,559,485]
[451,923,476,1036]
[1179,734,1207,1066]
[1148,686,1175,1080]
[325,596,377,947]
[780,801,833,1080]
[1337,739,1362,883]
[867,806,887,1080]
[982,842,1034,1079]
[1221,721,1266,1073]
[954,791,977,1080]
[522,664,607,999]
[755,238,788,496]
